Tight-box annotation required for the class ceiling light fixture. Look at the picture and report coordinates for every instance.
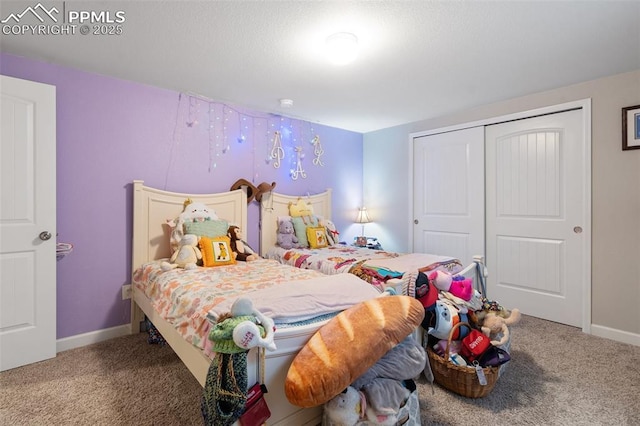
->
[325,32,358,66]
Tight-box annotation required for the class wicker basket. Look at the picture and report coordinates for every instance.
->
[427,322,499,398]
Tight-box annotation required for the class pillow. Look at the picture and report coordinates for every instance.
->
[284,296,425,407]
[184,219,229,238]
[199,235,236,267]
[291,216,318,248]
[289,199,314,217]
[306,226,328,249]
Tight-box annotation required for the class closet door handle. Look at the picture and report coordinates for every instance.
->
[414,219,419,225]
[39,231,52,241]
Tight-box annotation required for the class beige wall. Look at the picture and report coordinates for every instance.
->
[364,70,640,338]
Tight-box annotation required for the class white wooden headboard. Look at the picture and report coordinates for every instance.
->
[259,189,332,255]
[132,180,248,270]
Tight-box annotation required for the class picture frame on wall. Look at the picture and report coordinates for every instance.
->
[622,104,640,150]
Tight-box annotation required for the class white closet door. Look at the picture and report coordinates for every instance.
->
[485,109,586,327]
[1,75,57,371]
[412,126,485,266]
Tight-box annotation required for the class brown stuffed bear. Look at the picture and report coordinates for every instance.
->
[479,308,521,346]
[227,225,259,261]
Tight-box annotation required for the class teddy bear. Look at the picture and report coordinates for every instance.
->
[161,234,201,271]
[276,219,299,249]
[478,308,521,346]
[227,225,259,261]
[429,270,474,301]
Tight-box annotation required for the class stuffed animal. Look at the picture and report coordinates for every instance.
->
[227,225,259,261]
[428,299,470,340]
[479,308,521,346]
[276,219,299,249]
[349,335,424,425]
[415,272,438,310]
[181,201,216,222]
[161,234,201,271]
[228,298,276,351]
[324,383,407,426]
[167,200,218,253]
[321,219,340,245]
[429,269,452,291]
[362,380,408,426]
[202,297,276,425]
[429,270,474,301]
[324,387,365,426]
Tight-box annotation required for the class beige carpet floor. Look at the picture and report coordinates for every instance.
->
[1,315,639,425]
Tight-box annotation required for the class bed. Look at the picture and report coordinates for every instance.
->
[259,189,474,295]
[129,181,385,425]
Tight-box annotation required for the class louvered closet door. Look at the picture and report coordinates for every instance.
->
[485,109,585,327]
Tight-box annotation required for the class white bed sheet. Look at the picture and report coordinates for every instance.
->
[208,273,382,323]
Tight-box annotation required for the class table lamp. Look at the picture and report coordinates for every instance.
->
[355,207,371,246]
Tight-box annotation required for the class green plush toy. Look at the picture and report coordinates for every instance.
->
[202,297,276,425]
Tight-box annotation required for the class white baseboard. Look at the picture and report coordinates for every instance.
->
[56,324,131,353]
[590,324,640,347]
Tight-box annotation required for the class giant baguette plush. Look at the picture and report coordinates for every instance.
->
[284,296,424,407]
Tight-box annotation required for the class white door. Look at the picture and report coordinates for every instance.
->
[412,126,485,266]
[485,109,586,327]
[0,75,57,371]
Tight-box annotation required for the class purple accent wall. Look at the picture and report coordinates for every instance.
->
[1,53,363,339]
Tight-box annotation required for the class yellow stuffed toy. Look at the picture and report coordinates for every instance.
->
[161,234,201,271]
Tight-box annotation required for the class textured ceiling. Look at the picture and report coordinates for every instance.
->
[1,0,639,133]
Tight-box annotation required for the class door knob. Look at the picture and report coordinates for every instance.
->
[39,231,52,241]
[573,226,583,234]
[414,219,419,225]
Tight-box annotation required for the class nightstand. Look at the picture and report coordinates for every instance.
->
[353,237,382,250]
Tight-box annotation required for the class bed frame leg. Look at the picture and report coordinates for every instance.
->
[130,297,145,334]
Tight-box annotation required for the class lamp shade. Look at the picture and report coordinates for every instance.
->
[355,207,371,224]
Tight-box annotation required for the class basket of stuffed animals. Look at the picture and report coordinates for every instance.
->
[427,322,500,398]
